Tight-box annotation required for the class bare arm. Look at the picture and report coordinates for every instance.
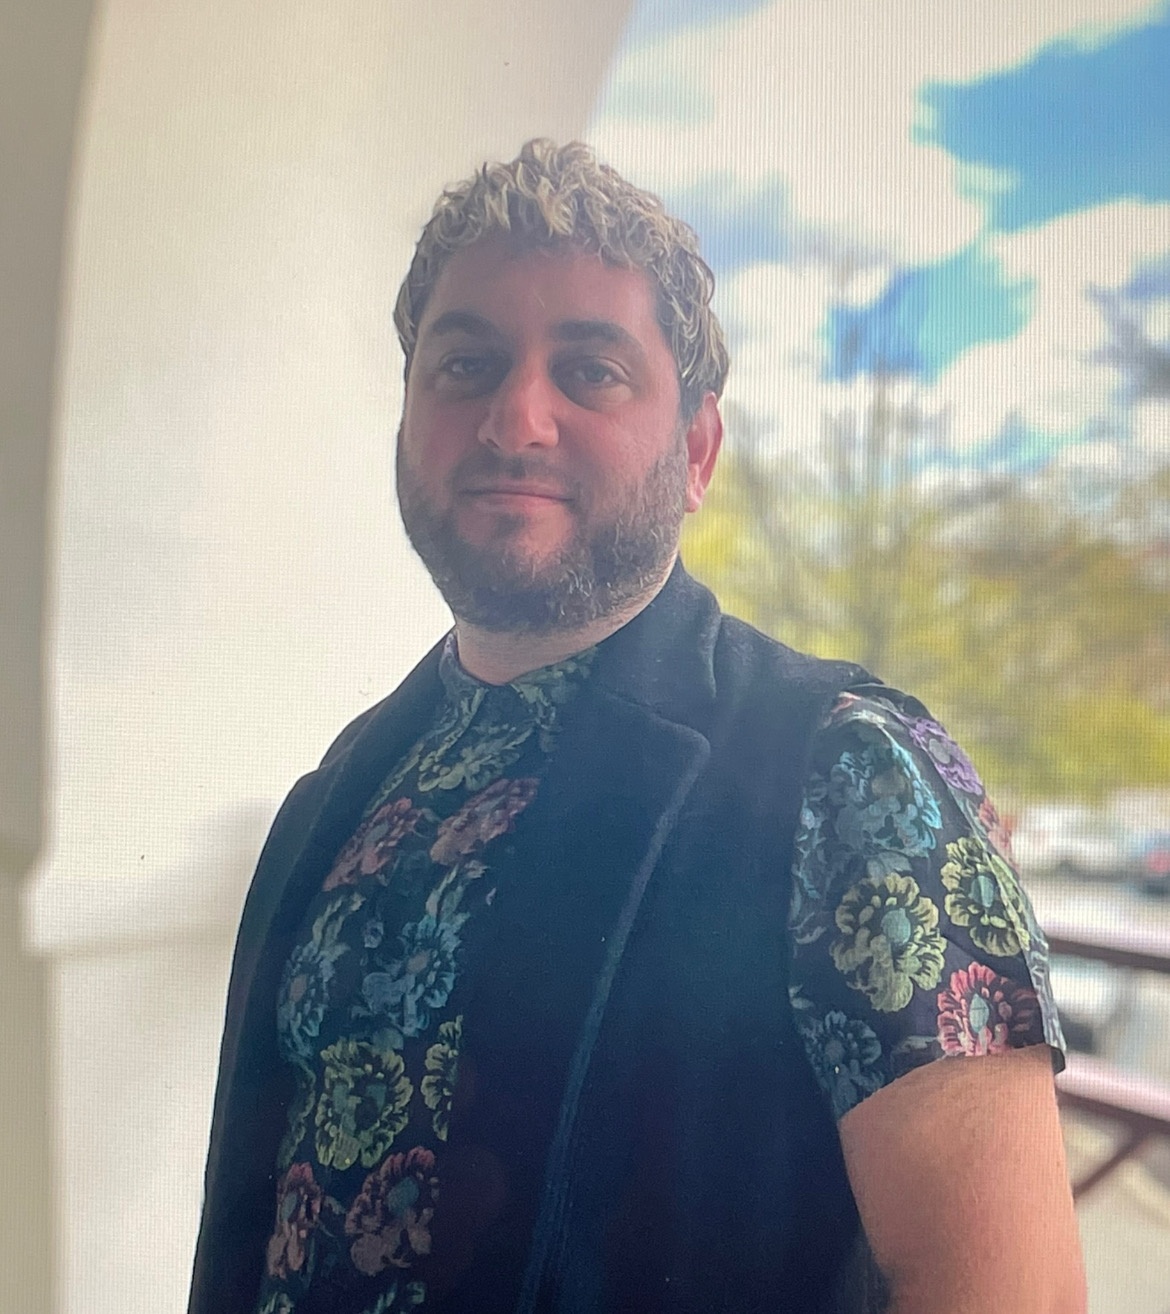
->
[839,1046,1086,1314]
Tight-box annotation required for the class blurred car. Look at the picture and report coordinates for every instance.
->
[1009,803,1131,882]
[1129,831,1170,897]
[1047,954,1125,1054]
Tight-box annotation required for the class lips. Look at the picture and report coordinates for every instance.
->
[461,484,571,502]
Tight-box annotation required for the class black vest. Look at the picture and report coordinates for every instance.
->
[190,564,880,1314]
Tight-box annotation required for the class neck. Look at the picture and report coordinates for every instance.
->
[452,556,676,685]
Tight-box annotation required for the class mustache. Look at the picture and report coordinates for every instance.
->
[449,451,584,500]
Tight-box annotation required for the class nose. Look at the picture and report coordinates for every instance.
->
[477,361,559,452]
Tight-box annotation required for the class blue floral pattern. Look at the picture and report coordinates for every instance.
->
[259,654,1065,1309]
[357,915,461,1044]
[790,687,1064,1117]
[255,638,593,1314]
[276,894,357,1064]
[791,994,887,1119]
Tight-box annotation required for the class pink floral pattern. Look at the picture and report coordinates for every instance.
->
[265,1163,324,1279]
[978,797,1016,863]
[345,1147,440,1276]
[324,798,422,890]
[937,963,1040,1057]
[429,777,538,866]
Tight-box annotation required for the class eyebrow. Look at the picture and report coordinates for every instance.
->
[552,319,644,359]
[422,311,646,361]
[425,311,499,340]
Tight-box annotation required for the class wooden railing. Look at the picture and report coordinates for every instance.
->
[1046,917,1170,1199]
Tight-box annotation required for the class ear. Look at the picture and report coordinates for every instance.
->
[683,392,723,513]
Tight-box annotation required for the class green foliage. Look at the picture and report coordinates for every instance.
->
[683,404,1170,804]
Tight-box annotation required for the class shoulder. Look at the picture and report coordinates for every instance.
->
[709,615,875,753]
[318,699,384,768]
[816,686,988,794]
[803,686,1018,868]
[715,611,872,693]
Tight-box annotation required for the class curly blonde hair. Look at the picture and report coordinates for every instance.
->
[393,139,729,418]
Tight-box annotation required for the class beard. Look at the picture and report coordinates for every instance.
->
[396,429,688,634]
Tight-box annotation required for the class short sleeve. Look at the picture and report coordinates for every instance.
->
[788,686,1066,1120]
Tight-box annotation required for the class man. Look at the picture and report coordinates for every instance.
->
[191,140,1085,1314]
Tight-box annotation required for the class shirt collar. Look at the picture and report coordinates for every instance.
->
[437,632,597,728]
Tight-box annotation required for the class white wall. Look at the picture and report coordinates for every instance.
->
[2,3,96,1311]
[19,1,632,1309]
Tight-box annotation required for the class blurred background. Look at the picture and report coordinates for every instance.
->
[2,1,1168,1311]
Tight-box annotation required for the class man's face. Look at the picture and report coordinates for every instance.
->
[396,237,720,633]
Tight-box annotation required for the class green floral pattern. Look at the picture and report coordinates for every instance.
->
[257,637,593,1313]
[831,874,946,1012]
[791,687,1064,1117]
[257,1294,296,1314]
[940,836,1032,958]
[276,1072,316,1173]
[421,1016,462,1142]
[257,649,1064,1309]
[314,1040,413,1171]
[358,1282,427,1314]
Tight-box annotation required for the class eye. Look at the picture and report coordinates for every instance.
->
[434,352,506,393]
[556,357,628,396]
[571,359,618,385]
[440,354,491,380]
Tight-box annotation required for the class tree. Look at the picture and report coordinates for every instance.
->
[683,403,1170,804]
[1088,268,1170,404]
[685,250,1170,803]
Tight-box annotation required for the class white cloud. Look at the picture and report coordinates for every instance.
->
[592,0,1160,265]
[593,1,1170,465]
[991,201,1170,298]
[714,260,946,462]
[852,203,1170,454]
[705,203,1170,462]
[926,332,1116,453]
[714,259,839,454]
[1144,297,1170,346]
[1134,399,1170,459]
[937,202,1170,447]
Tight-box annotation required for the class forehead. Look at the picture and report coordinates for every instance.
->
[417,237,669,350]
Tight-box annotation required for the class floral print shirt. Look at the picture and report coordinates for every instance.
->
[255,654,1062,1314]
[255,639,596,1314]
[788,686,1064,1121]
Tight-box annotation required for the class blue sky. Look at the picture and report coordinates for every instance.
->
[824,247,1034,384]
[590,0,1170,468]
[919,14,1170,232]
